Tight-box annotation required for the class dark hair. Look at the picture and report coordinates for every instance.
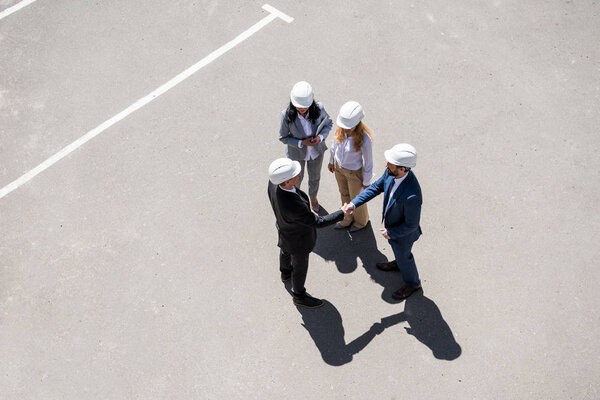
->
[285,101,321,124]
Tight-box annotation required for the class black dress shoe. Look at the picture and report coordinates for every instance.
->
[392,284,422,300]
[376,260,399,271]
[293,293,323,308]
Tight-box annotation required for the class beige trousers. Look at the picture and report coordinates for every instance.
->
[334,163,369,228]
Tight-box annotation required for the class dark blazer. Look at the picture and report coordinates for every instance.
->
[351,170,422,242]
[278,102,332,160]
[268,181,343,254]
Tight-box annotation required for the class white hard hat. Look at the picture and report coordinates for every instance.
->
[384,144,417,168]
[269,158,302,185]
[336,101,365,129]
[290,81,314,108]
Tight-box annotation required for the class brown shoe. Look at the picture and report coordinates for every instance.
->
[392,284,422,300]
[376,260,399,271]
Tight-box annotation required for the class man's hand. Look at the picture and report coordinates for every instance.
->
[342,203,355,215]
[327,163,335,173]
[380,228,390,239]
[310,136,321,145]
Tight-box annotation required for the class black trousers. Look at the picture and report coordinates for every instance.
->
[279,249,309,297]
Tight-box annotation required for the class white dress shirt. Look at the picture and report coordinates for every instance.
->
[329,133,373,186]
[280,186,297,194]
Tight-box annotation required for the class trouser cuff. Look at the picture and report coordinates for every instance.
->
[292,288,306,299]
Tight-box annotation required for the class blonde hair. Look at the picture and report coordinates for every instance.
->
[334,121,373,151]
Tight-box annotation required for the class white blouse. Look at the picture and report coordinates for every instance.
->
[329,133,374,186]
[297,112,321,161]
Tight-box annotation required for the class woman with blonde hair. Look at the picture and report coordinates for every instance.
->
[327,101,373,232]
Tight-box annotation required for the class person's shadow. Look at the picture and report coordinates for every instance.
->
[313,206,400,302]
[293,293,461,365]
[401,291,462,360]
[313,207,385,275]
[294,297,405,366]
[307,207,461,362]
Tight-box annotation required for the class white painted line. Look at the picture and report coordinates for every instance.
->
[0,0,38,21]
[0,4,293,200]
[262,4,294,23]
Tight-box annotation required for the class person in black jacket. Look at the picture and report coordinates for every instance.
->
[268,158,344,308]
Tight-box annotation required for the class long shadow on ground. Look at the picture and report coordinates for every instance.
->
[293,294,461,365]
[313,207,401,302]
[304,207,461,362]
[401,291,462,360]
[295,298,404,366]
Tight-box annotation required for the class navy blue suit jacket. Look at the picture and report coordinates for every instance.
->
[351,170,422,242]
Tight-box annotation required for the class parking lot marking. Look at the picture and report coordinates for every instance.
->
[262,3,293,23]
[0,4,293,199]
[0,0,38,20]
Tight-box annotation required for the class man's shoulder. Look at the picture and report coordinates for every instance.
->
[403,172,422,199]
[279,191,309,215]
[406,171,421,188]
[268,180,278,193]
[276,186,303,202]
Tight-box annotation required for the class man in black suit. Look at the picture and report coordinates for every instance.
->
[268,158,344,308]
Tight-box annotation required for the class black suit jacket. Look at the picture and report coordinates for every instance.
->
[268,181,343,254]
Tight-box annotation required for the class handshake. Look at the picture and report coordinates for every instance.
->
[340,203,355,215]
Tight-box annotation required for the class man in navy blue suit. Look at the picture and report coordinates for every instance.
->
[343,144,423,300]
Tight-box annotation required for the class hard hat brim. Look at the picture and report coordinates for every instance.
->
[384,149,417,168]
[384,149,397,165]
[336,115,357,130]
[290,160,302,180]
[291,98,313,108]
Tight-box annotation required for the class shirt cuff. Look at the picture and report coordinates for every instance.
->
[298,140,303,148]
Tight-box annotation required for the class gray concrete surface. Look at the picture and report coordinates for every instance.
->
[1,0,599,398]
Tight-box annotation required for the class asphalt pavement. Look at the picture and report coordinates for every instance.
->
[1,1,599,398]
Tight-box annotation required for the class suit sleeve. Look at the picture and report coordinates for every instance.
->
[314,210,344,228]
[293,208,344,228]
[386,195,422,240]
[279,110,300,148]
[351,171,386,208]
[282,197,343,228]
